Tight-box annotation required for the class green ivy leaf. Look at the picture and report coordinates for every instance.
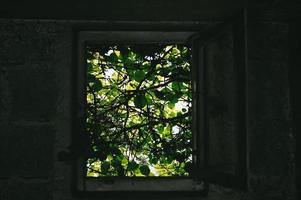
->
[92,79,102,91]
[170,95,179,104]
[145,94,153,105]
[101,161,111,173]
[139,165,150,176]
[150,157,158,165]
[134,94,147,109]
[111,159,121,168]
[168,102,175,109]
[171,47,181,55]
[88,74,95,82]
[87,63,93,72]
[127,161,139,171]
[133,70,145,81]
[154,90,165,100]
[184,162,193,174]
[106,53,118,63]
[158,68,170,76]
[157,125,164,133]
[172,82,183,91]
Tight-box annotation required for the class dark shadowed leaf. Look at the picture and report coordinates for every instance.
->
[127,161,139,171]
[87,63,93,72]
[184,162,193,174]
[134,94,147,109]
[172,82,183,91]
[92,79,102,91]
[154,90,165,100]
[139,165,150,176]
[133,70,145,81]
[101,161,111,173]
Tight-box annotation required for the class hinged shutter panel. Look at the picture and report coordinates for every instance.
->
[192,15,247,189]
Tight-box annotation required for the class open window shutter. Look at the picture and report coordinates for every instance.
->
[191,14,247,189]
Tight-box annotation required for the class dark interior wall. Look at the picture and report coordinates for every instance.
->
[0,2,299,200]
[0,0,243,21]
[288,11,301,200]
[247,13,295,200]
[0,20,71,200]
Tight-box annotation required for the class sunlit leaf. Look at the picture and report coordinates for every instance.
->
[168,102,175,109]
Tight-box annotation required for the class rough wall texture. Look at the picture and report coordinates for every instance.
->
[247,20,295,200]
[0,20,71,200]
[0,14,296,200]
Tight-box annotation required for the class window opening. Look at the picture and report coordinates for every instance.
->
[75,21,247,192]
[85,44,193,177]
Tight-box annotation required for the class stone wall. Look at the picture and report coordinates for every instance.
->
[247,20,295,200]
[0,14,296,200]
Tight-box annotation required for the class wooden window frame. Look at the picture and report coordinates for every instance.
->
[71,18,247,195]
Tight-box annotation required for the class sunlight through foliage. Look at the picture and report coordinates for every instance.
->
[86,44,192,177]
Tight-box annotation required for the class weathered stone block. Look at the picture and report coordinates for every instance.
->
[0,67,8,121]
[248,22,289,61]
[248,56,291,176]
[0,21,58,65]
[0,124,54,178]
[247,21,294,200]
[249,176,294,200]
[7,179,51,200]
[0,180,8,200]
[7,65,58,121]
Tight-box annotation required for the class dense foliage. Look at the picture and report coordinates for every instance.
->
[86,44,192,177]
